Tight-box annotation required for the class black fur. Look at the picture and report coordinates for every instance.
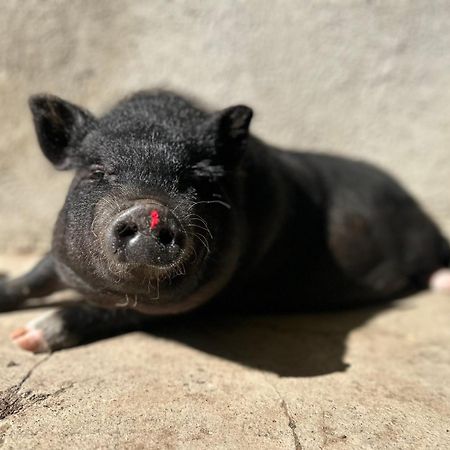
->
[1,90,448,350]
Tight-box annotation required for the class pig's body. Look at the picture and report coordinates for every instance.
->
[1,90,449,352]
[209,144,450,312]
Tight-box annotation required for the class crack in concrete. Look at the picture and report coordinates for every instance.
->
[280,398,302,450]
[0,355,51,421]
[264,376,302,450]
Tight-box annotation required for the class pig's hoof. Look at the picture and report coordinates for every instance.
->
[429,268,450,294]
[10,310,76,353]
[10,327,50,353]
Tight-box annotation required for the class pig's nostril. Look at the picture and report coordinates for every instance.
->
[157,227,175,246]
[109,203,186,265]
[116,222,139,240]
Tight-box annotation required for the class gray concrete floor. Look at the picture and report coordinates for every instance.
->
[0,254,449,449]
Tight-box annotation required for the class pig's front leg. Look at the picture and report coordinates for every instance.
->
[11,304,147,353]
[0,254,66,311]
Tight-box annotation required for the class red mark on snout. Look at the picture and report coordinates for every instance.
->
[150,210,160,230]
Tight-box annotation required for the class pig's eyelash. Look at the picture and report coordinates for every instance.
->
[90,169,105,181]
[86,165,115,182]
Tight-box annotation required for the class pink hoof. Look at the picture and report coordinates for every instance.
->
[429,268,450,294]
[10,327,50,353]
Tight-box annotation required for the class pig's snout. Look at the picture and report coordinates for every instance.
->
[107,203,186,266]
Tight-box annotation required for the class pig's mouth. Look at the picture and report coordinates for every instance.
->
[90,234,211,314]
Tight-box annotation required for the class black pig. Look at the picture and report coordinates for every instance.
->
[1,90,450,352]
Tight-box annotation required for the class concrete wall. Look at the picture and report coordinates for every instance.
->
[0,0,449,253]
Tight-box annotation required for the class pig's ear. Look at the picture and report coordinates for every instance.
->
[28,94,95,170]
[204,105,253,167]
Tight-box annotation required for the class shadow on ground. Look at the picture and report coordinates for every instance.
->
[6,295,391,378]
[145,305,387,377]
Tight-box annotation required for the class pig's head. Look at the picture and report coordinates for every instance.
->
[28,91,253,314]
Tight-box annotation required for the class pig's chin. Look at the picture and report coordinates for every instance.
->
[89,247,208,313]
[89,238,238,315]
[102,239,207,287]
[93,265,209,315]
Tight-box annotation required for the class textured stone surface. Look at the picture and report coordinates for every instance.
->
[0,0,449,252]
[0,255,450,449]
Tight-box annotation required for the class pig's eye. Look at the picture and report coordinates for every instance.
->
[89,166,106,181]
